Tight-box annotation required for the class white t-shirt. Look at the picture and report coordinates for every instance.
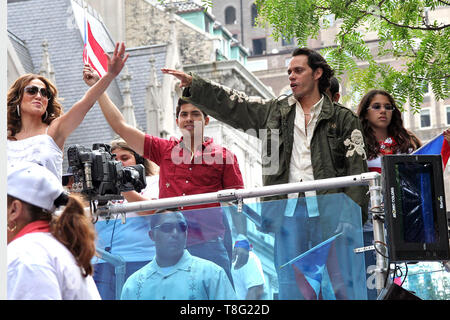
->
[7,232,101,300]
[231,251,266,300]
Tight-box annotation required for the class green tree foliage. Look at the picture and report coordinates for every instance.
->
[254,0,450,111]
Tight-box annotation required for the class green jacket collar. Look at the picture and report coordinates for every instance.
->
[285,94,334,121]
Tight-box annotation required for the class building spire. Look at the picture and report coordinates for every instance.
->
[161,4,181,136]
[120,65,137,128]
[146,56,163,137]
[39,40,56,84]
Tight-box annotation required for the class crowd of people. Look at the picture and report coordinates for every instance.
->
[6,43,450,300]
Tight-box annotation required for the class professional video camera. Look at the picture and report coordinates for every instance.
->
[65,143,146,204]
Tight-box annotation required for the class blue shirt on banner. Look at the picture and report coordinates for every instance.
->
[93,175,159,263]
[120,250,236,300]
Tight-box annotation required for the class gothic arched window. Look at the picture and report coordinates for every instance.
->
[225,6,236,25]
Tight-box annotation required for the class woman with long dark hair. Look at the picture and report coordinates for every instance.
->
[7,43,128,181]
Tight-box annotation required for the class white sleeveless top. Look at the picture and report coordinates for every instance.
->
[7,134,63,182]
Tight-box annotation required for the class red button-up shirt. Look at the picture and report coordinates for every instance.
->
[144,134,244,245]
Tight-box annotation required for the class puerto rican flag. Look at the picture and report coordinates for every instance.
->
[82,14,108,77]
[413,133,450,169]
[282,233,348,300]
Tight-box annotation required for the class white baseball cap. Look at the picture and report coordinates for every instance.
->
[7,161,65,212]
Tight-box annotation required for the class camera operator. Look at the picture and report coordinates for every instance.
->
[92,139,160,300]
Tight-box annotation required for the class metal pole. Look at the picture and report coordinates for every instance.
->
[95,248,126,300]
[97,172,380,215]
[367,174,388,295]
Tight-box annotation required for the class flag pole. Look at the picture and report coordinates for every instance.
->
[83,1,88,65]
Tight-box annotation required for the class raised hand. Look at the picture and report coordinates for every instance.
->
[444,128,450,146]
[83,64,99,87]
[105,42,129,77]
[161,68,193,88]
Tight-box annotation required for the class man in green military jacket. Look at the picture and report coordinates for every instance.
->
[163,47,369,299]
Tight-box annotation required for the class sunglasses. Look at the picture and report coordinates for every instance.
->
[153,221,188,233]
[368,103,395,111]
[24,85,51,99]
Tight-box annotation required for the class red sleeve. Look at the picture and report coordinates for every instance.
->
[222,150,244,190]
[143,134,171,166]
[143,134,152,160]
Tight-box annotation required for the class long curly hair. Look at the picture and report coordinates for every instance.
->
[357,89,421,160]
[7,74,63,140]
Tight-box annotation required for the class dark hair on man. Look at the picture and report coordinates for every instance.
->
[176,98,208,118]
[292,47,334,94]
[150,207,184,229]
[329,77,340,97]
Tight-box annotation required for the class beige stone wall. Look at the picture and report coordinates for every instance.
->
[125,0,216,65]
[125,0,168,47]
[211,0,297,55]
[84,0,126,42]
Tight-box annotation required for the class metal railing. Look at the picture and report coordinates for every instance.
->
[95,171,386,298]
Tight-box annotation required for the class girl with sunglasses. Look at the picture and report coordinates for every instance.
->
[6,42,129,182]
[357,89,422,169]
[357,90,450,299]
[358,89,423,299]
[357,89,450,299]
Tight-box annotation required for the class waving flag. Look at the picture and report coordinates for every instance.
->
[281,233,347,300]
[83,13,108,77]
[413,133,450,168]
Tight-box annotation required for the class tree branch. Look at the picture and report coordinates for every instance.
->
[436,0,450,5]
[317,3,449,31]
[363,10,449,31]
[411,74,450,81]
